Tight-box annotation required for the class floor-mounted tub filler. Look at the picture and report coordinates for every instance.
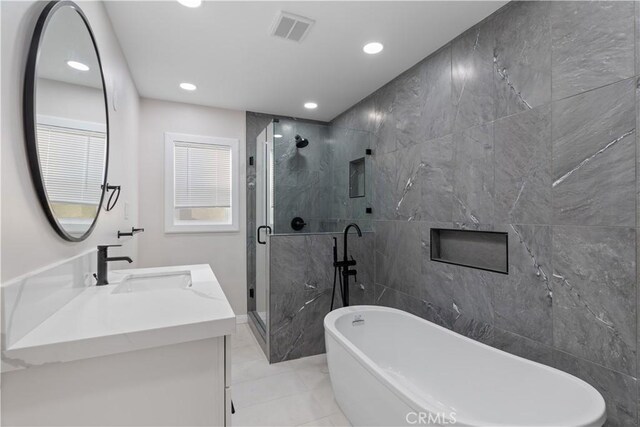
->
[324,306,606,427]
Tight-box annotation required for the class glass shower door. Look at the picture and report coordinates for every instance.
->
[253,122,274,332]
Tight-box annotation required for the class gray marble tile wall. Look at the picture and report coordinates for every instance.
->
[330,2,639,425]
[247,113,330,344]
[273,119,333,234]
[326,127,374,229]
[272,119,374,234]
[269,232,374,362]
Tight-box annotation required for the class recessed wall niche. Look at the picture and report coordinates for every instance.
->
[430,228,508,274]
[349,157,365,198]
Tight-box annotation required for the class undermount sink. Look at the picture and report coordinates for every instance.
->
[111,271,192,294]
[3,264,235,372]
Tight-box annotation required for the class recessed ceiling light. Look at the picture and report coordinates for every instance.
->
[180,82,197,91]
[66,60,89,71]
[304,102,318,110]
[363,42,384,55]
[177,0,201,7]
[274,134,283,138]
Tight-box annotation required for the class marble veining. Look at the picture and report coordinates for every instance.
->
[552,129,635,189]
[553,273,615,330]
[327,1,640,423]
[421,46,453,141]
[493,56,532,110]
[508,182,526,218]
[2,249,96,353]
[452,123,494,226]
[494,102,551,225]
[374,144,423,221]
[452,19,496,132]
[396,160,426,219]
[269,233,374,362]
[492,1,551,118]
[2,264,235,371]
[552,226,636,376]
[244,2,640,423]
[551,1,635,100]
[452,29,481,128]
[552,78,636,226]
[511,225,552,301]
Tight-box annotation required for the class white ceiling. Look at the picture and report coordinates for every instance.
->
[105,1,506,121]
[39,6,103,88]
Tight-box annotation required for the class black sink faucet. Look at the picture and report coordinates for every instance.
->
[341,223,362,307]
[95,244,133,286]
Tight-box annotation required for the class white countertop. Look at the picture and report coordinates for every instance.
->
[2,264,236,371]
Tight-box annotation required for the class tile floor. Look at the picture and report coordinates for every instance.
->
[231,323,351,427]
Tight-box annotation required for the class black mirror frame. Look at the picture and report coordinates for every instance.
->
[23,0,110,242]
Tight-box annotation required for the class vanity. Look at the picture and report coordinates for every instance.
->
[1,2,238,425]
[2,262,235,426]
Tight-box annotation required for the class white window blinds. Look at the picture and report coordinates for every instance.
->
[36,123,106,205]
[174,141,232,208]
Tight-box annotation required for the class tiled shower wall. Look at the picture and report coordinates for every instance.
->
[246,113,333,317]
[331,1,639,425]
[272,119,333,233]
[246,112,375,360]
[270,118,374,234]
[269,232,374,362]
[247,113,371,235]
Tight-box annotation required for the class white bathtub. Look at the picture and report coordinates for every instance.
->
[324,306,606,427]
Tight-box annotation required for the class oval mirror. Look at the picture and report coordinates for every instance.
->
[24,1,109,242]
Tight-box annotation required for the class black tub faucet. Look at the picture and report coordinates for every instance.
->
[95,244,133,286]
[341,223,362,307]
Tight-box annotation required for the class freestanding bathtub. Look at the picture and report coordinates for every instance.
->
[324,306,606,427]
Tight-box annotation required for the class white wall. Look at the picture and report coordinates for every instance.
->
[1,0,140,281]
[138,98,247,315]
[37,78,106,123]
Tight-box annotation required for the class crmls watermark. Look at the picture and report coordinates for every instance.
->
[405,411,457,425]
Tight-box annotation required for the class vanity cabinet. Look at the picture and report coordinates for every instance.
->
[2,336,232,426]
[2,264,236,426]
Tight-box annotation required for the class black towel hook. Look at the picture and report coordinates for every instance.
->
[102,183,121,211]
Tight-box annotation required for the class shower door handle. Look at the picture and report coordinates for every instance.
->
[257,225,272,245]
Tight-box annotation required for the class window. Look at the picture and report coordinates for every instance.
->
[36,115,107,231]
[165,132,239,232]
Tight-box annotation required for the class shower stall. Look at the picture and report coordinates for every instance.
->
[246,113,375,362]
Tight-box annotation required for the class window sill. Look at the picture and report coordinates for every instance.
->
[164,224,240,234]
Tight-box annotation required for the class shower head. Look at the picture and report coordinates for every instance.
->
[295,135,309,149]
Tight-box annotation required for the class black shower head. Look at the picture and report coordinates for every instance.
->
[295,135,309,149]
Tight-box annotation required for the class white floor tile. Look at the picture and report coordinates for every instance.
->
[232,391,331,427]
[232,343,264,365]
[290,353,327,371]
[233,371,309,409]
[230,332,348,427]
[329,410,352,427]
[232,357,295,385]
[295,364,331,391]
[308,377,341,415]
[232,324,257,349]
[297,416,334,426]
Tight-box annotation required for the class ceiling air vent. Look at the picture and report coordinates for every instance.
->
[271,12,314,42]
